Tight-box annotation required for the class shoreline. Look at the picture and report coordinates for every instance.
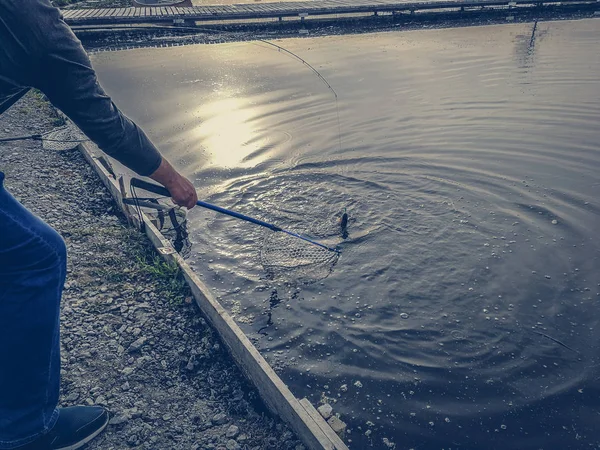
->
[0,92,303,450]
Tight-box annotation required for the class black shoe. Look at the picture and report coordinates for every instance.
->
[17,406,109,450]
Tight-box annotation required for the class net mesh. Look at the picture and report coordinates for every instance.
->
[128,187,341,281]
[260,230,339,282]
[127,191,192,258]
[41,124,88,151]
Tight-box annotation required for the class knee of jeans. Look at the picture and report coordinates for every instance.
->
[36,224,67,271]
[53,235,67,269]
[48,231,67,270]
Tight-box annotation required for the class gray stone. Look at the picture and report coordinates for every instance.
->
[64,392,79,402]
[327,416,347,436]
[226,440,240,450]
[317,403,333,420]
[121,367,134,376]
[109,415,129,426]
[226,425,239,439]
[212,413,228,425]
[128,336,147,353]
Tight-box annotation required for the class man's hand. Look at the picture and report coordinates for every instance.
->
[148,158,198,209]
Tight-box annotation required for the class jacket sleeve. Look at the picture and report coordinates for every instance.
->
[10,0,163,176]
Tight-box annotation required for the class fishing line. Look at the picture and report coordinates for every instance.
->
[250,38,343,152]
[3,28,343,152]
[82,23,343,151]
[529,329,578,354]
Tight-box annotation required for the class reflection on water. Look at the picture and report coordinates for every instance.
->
[194,96,259,167]
[92,19,600,449]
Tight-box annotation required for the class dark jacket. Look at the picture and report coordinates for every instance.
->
[0,0,162,176]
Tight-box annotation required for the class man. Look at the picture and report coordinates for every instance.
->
[0,1,198,448]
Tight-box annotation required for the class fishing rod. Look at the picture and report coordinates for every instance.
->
[127,177,340,254]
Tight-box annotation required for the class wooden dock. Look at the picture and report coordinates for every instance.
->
[62,0,598,25]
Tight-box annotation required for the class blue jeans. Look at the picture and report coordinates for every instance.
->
[0,172,64,449]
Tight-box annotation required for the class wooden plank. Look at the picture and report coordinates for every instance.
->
[67,9,86,18]
[67,10,84,19]
[75,138,350,450]
[77,9,93,18]
[75,9,91,18]
[86,8,101,17]
[299,399,348,450]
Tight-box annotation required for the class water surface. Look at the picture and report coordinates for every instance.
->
[92,19,600,449]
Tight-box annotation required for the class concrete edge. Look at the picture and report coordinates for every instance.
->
[76,141,349,450]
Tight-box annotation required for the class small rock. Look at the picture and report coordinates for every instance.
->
[317,404,333,420]
[226,440,240,450]
[226,425,240,439]
[64,392,79,402]
[121,367,134,376]
[109,415,129,426]
[212,413,228,425]
[128,336,146,353]
[327,416,347,436]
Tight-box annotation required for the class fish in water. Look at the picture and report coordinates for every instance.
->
[339,208,349,239]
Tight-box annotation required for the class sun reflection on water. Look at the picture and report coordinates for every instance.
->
[193,96,263,168]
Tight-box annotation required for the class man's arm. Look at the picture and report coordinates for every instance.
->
[0,0,197,207]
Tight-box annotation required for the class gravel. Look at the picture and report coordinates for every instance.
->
[0,91,303,450]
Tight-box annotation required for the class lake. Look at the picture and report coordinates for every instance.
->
[92,18,600,449]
